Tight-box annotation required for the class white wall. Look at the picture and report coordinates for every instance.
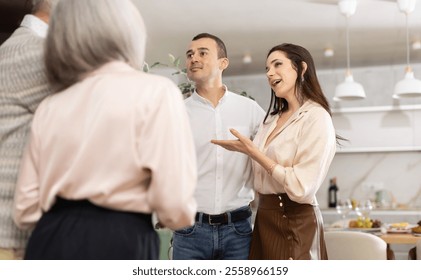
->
[224,63,421,109]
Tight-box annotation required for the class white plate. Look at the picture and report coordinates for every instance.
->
[412,233,421,237]
[386,224,417,234]
[346,227,381,233]
[387,228,411,234]
[324,227,346,232]
[324,226,382,233]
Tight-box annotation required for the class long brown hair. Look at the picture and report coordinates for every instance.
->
[264,43,345,143]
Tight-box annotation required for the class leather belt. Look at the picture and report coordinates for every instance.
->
[196,207,252,225]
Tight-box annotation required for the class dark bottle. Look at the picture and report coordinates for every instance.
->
[328,177,339,208]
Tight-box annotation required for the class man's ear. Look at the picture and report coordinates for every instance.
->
[219,57,229,71]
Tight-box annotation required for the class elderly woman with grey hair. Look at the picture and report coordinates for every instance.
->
[13,0,197,260]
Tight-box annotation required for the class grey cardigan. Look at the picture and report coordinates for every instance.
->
[0,24,52,248]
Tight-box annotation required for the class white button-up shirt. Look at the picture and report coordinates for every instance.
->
[185,88,265,214]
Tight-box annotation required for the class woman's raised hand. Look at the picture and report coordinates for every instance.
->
[211,128,256,155]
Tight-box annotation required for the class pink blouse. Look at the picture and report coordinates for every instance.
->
[252,100,336,205]
[13,61,197,230]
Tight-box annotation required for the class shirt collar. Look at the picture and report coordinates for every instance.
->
[298,99,318,114]
[20,14,48,38]
[191,84,229,105]
[266,99,319,124]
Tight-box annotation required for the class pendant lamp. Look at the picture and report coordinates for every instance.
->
[334,0,366,102]
[393,0,421,99]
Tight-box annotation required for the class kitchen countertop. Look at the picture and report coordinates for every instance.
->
[321,208,421,214]
[321,208,421,225]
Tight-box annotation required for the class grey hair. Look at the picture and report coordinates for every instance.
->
[45,0,147,91]
[31,0,56,14]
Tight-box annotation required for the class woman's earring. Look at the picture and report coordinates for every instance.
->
[301,76,305,82]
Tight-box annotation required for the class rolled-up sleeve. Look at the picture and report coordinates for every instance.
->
[13,112,43,230]
[137,80,197,230]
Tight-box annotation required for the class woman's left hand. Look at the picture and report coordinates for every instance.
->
[211,128,257,155]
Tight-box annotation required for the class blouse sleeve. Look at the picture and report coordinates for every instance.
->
[271,108,336,204]
[136,78,197,230]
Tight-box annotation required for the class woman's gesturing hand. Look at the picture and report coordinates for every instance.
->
[211,128,256,156]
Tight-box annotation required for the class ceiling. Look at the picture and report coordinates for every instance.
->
[1,0,420,77]
[132,0,421,76]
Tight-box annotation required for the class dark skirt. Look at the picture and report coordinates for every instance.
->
[24,197,159,260]
[249,193,327,260]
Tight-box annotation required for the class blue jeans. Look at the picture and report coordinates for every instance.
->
[172,206,252,260]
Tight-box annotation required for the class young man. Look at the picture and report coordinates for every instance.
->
[0,0,56,259]
[172,33,265,260]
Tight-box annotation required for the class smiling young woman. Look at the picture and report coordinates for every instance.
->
[212,43,339,260]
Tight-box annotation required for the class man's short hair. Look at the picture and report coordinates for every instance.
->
[192,33,227,59]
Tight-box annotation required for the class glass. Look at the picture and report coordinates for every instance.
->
[355,199,373,220]
[336,199,352,228]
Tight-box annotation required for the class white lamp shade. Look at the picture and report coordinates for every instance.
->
[333,74,366,101]
[393,71,421,99]
[397,0,416,14]
[339,0,357,17]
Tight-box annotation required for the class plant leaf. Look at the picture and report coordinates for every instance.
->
[143,62,150,72]
[173,57,181,68]
[168,54,176,63]
[150,62,162,68]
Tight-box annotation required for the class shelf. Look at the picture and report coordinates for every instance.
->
[321,209,421,215]
[336,146,421,153]
[332,104,421,114]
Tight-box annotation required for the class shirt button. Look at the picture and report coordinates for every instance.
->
[279,202,283,207]
[282,215,287,218]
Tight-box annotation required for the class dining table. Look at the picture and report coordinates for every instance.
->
[378,233,421,260]
[379,233,421,245]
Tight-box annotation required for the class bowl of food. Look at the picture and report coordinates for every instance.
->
[387,222,416,233]
[348,217,382,232]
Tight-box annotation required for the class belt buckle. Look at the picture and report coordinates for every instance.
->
[208,215,221,225]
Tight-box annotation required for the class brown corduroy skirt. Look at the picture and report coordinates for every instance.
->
[249,193,327,260]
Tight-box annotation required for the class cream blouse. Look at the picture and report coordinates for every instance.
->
[252,100,336,205]
[13,61,197,231]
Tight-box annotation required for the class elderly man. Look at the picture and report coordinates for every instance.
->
[0,0,57,260]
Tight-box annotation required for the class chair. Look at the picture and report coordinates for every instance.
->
[417,239,421,260]
[408,239,421,260]
[324,231,387,260]
[156,229,173,260]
